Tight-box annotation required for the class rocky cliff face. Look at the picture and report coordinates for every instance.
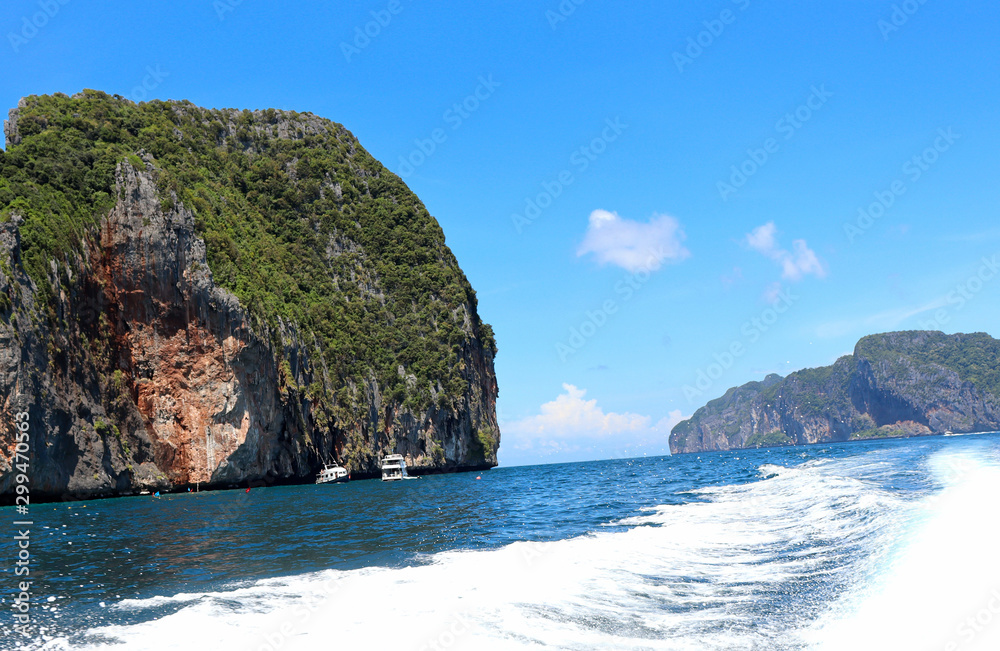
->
[670,331,1000,454]
[0,92,499,501]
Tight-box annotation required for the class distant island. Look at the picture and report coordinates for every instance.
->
[670,331,1000,454]
[0,91,499,501]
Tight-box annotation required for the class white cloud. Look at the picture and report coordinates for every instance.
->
[499,385,689,465]
[745,222,826,281]
[578,210,691,273]
[507,384,649,439]
[745,221,780,255]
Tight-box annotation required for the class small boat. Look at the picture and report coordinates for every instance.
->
[381,454,417,481]
[316,463,349,484]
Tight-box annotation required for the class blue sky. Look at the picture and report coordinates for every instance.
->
[2,1,998,466]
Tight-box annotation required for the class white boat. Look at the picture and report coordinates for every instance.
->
[316,463,349,484]
[381,454,417,481]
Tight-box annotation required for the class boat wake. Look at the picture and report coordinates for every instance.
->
[803,447,1000,650]
[28,445,1000,650]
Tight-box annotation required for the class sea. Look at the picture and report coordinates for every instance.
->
[4,432,1000,650]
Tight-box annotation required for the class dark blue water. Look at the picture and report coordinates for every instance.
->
[4,433,1000,650]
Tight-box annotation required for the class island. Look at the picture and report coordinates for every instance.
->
[670,330,1000,453]
[0,91,500,501]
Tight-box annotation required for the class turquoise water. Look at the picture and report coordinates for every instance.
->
[4,433,1000,650]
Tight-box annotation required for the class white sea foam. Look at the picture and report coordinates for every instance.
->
[33,446,998,651]
[802,446,1000,651]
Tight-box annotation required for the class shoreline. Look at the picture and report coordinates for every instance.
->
[670,429,1000,455]
[0,462,496,506]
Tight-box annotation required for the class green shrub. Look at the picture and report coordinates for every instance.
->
[472,427,497,461]
[745,430,794,449]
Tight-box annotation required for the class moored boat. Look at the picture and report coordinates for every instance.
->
[381,454,417,481]
[316,463,349,484]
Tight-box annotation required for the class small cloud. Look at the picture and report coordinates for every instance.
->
[652,410,685,434]
[507,384,649,440]
[745,222,826,281]
[499,386,689,465]
[578,210,691,273]
[500,384,690,465]
[745,221,780,255]
[721,266,744,289]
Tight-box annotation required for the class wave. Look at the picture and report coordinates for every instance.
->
[31,446,996,650]
[802,446,1000,651]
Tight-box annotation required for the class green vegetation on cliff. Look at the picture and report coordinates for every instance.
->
[671,331,1000,454]
[0,90,495,415]
[849,426,905,441]
[745,430,793,448]
[855,331,1000,398]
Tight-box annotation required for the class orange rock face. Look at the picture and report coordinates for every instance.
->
[130,325,250,485]
[85,163,289,490]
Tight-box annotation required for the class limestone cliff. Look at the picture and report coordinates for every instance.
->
[670,331,1000,454]
[0,92,499,501]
